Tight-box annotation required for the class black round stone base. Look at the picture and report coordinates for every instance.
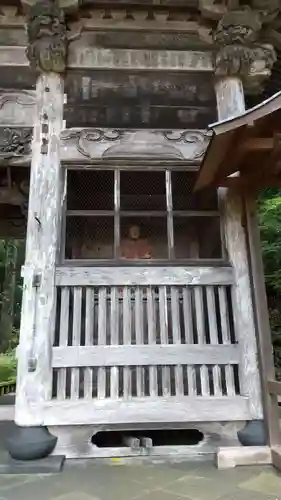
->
[5,425,57,461]
[237,420,266,447]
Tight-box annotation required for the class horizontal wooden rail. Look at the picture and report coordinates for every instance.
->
[42,396,250,426]
[56,266,233,287]
[268,380,281,396]
[52,344,240,368]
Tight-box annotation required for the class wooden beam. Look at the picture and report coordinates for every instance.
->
[0,46,213,72]
[56,266,234,287]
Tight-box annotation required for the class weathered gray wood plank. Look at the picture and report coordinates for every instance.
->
[41,396,250,426]
[52,344,240,368]
[135,287,145,396]
[182,287,193,344]
[216,77,263,420]
[71,287,82,400]
[123,287,131,399]
[15,73,64,426]
[194,287,205,344]
[56,266,233,287]
[57,287,70,400]
[147,286,157,396]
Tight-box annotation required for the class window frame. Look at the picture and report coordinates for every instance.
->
[61,166,225,267]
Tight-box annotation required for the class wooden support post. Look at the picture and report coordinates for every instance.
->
[215,77,263,421]
[245,195,281,447]
[15,72,64,426]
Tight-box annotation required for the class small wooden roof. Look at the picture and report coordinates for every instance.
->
[195,91,281,191]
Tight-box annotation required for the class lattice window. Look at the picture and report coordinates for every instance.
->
[64,169,222,262]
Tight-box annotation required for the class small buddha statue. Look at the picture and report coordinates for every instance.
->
[121,225,152,260]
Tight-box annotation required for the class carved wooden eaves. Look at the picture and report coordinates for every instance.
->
[21,0,79,13]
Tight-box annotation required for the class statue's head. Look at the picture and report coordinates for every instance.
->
[129,225,141,240]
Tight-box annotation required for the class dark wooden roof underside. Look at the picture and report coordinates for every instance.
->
[196,91,281,192]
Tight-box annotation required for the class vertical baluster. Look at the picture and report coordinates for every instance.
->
[57,287,69,399]
[200,365,210,397]
[171,288,183,395]
[123,286,131,399]
[97,287,106,399]
[135,287,145,396]
[206,286,222,395]
[110,287,119,399]
[147,287,157,397]
[182,287,193,344]
[194,287,208,396]
[84,288,94,399]
[71,287,82,400]
[219,286,236,395]
[187,365,197,396]
[194,286,205,344]
[183,287,196,398]
[159,286,170,396]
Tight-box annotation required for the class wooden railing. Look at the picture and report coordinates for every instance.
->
[0,379,16,396]
[37,265,254,427]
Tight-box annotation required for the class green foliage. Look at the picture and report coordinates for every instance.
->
[258,190,281,294]
[0,354,16,383]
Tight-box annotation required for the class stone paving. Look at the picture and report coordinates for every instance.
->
[0,458,280,500]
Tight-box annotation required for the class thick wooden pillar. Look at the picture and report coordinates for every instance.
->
[15,73,64,426]
[214,77,263,421]
[14,1,67,433]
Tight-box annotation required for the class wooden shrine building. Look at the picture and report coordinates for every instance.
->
[1,0,281,466]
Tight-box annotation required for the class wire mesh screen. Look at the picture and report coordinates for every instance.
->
[64,169,222,261]
[67,170,114,210]
[120,171,166,211]
[171,171,218,210]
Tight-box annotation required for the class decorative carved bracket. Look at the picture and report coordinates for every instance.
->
[26,0,68,73]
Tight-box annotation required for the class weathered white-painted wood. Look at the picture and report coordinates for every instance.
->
[187,366,197,396]
[215,77,263,420]
[147,287,157,397]
[84,288,94,399]
[218,286,231,344]
[71,287,82,400]
[215,78,245,122]
[41,396,250,426]
[171,288,184,395]
[159,286,170,396]
[110,287,119,399]
[15,73,64,426]
[123,287,132,399]
[200,365,210,397]
[56,266,233,287]
[216,446,271,470]
[182,287,193,344]
[194,287,205,344]
[206,286,218,345]
[57,288,69,400]
[97,287,107,399]
[52,344,240,368]
[135,287,145,397]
